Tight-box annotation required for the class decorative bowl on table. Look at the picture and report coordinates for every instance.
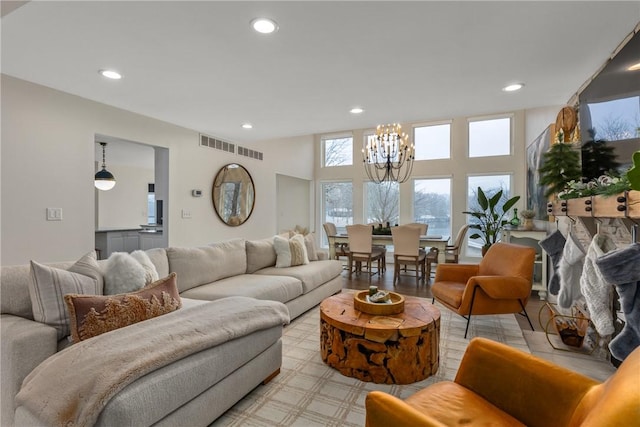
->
[353,291,405,315]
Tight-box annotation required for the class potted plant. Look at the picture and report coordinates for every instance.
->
[463,187,520,255]
[521,209,536,230]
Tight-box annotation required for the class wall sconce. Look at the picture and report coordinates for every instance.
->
[94,142,116,191]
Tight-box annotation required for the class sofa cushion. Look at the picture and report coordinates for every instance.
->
[180,274,303,304]
[245,238,277,274]
[167,239,247,292]
[28,251,103,340]
[273,234,309,268]
[303,233,319,261]
[146,248,169,278]
[255,259,342,294]
[65,273,182,342]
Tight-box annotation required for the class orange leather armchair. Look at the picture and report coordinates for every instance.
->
[431,242,536,337]
[366,337,640,427]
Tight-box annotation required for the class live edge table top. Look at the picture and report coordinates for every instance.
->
[320,292,441,344]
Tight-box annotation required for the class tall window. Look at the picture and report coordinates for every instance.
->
[466,174,512,257]
[323,135,353,166]
[413,178,452,238]
[414,123,451,160]
[365,181,399,226]
[322,181,353,245]
[468,117,511,157]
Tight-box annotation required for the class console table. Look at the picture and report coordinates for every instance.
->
[502,229,548,300]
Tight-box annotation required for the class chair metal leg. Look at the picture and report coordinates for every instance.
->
[464,285,480,339]
[518,299,534,330]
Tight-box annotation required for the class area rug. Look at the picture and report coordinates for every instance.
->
[211,297,529,427]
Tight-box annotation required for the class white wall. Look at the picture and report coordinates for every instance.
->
[1,75,314,265]
[96,164,154,229]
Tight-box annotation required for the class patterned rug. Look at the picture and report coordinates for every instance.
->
[211,297,528,427]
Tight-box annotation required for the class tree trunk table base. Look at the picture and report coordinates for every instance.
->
[320,292,440,384]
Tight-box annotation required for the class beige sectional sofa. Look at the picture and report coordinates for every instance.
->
[1,236,343,426]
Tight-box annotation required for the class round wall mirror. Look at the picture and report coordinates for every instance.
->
[211,163,255,226]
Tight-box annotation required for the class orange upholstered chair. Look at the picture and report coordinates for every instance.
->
[366,337,640,427]
[431,242,535,338]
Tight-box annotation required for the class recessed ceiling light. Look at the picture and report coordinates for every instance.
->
[242,123,253,129]
[502,83,524,92]
[99,69,122,80]
[251,18,278,34]
[350,107,364,114]
[628,62,640,71]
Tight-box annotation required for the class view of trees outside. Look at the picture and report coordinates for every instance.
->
[322,181,353,244]
[323,136,353,166]
[469,117,511,158]
[413,178,451,238]
[414,124,451,160]
[466,174,512,257]
[365,181,399,225]
[587,96,640,141]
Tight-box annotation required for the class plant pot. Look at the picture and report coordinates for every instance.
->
[522,218,534,230]
[481,244,491,256]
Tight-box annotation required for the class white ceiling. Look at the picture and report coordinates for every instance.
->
[2,1,639,145]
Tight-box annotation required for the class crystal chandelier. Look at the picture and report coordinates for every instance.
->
[362,123,415,184]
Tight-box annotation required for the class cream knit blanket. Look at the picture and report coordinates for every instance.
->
[15,296,290,427]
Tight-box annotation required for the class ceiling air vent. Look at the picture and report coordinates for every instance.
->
[237,146,263,161]
[199,134,235,154]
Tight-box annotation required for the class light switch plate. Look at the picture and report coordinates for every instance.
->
[181,209,192,219]
[46,208,63,221]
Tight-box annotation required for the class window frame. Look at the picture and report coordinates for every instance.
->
[467,114,514,158]
[412,120,452,161]
[321,133,354,167]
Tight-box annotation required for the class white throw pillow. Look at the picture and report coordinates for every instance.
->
[303,232,319,261]
[104,252,147,295]
[28,250,102,340]
[131,250,160,284]
[273,234,309,268]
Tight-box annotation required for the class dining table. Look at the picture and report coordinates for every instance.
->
[327,233,450,263]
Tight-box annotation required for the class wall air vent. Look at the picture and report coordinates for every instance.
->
[237,146,264,161]
[199,134,235,154]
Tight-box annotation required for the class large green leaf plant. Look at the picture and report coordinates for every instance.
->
[463,187,520,251]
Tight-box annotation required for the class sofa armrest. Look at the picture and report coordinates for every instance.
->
[467,276,531,300]
[1,314,58,427]
[454,338,598,427]
[365,391,447,427]
[434,263,479,283]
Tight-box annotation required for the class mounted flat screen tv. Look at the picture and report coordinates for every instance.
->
[579,30,640,174]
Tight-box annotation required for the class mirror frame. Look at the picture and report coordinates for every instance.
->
[211,163,255,226]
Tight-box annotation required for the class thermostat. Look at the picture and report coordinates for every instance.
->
[192,189,202,197]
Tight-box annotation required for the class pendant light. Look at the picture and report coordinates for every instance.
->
[95,142,116,191]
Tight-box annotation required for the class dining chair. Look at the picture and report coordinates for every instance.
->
[346,224,386,282]
[444,224,469,263]
[391,225,426,286]
[322,222,349,261]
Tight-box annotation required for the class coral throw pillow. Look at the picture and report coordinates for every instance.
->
[273,234,309,268]
[64,273,182,342]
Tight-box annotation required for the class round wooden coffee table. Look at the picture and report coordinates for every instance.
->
[320,292,440,384]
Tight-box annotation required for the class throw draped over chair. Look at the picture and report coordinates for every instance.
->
[431,242,536,338]
[365,337,640,427]
[445,224,469,263]
[391,225,427,286]
[323,222,349,261]
[346,224,386,282]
